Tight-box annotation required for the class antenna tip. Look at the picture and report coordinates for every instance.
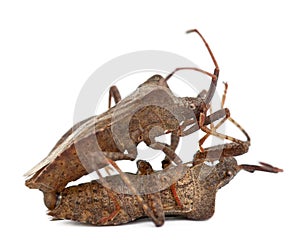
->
[186,29,196,34]
[259,162,284,173]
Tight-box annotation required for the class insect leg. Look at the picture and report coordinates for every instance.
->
[199,110,230,151]
[95,158,164,226]
[136,160,165,226]
[102,85,123,175]
[199,82,229,150]
[208,106,215,133]
[97,188,121,225]
[178,108,228,137]
[102,150,137,176]
[108,85,122,109]
[161,132,180,168]
[177,119,198,136]
[199,112,246,146]
[154,135,183,209]
[193,140,250,164]
[104,166,115,176]
[148,141,182,165]
[199,82,250,150]
[161,159,184,209]
[146,134,185,207]
[194,113,251,164]
[170,184,183,209]
[221,82,228,108]
[102,150,137,161]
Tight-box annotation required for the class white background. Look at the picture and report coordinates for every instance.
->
[1,1,299,243]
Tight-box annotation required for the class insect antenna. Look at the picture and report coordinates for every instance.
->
[164,29,219,104]
[239,162,283,173]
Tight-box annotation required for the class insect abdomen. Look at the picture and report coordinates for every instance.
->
[48,181,145,225]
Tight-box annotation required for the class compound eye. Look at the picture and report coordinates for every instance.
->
[226,170,233,179]
[189,103,196,110]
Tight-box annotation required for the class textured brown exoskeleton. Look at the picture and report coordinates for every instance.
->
[48,158,282,226]
[25,29,231,213]
[49,105,283,227]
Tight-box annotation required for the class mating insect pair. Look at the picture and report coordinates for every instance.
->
[24,29,282,226]
[24,29,228,210]
[34,82,283,227]
[48,82,282,226]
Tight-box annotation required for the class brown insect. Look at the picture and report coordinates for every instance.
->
[48,157,282,226]
[49,91,279,227]
[24,29,231,213]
